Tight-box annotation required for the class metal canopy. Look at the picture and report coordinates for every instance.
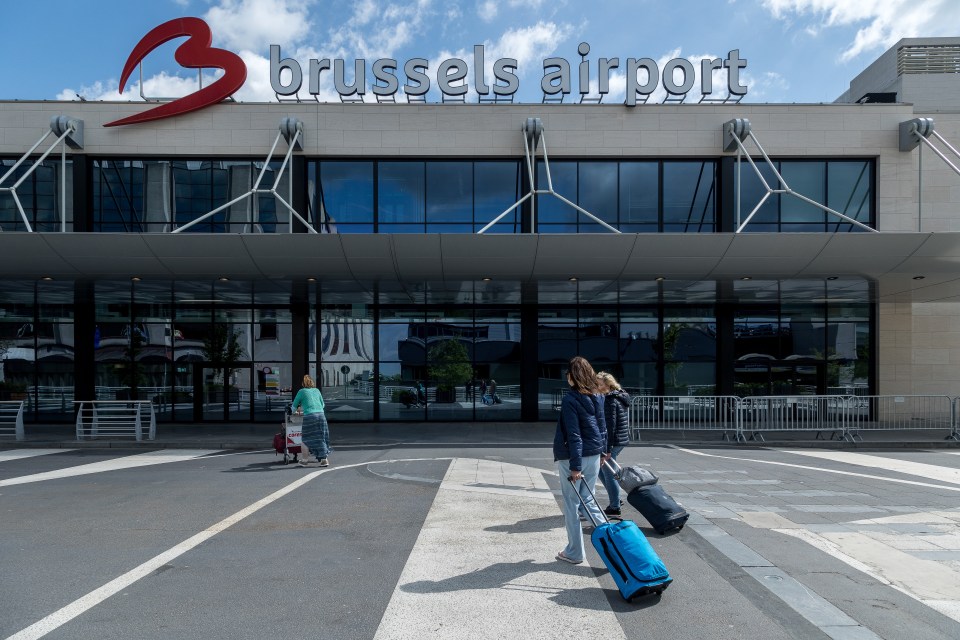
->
[3,232,960,303]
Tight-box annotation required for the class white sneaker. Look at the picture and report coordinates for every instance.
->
[318,458,329,467]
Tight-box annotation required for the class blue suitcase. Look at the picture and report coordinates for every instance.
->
[572,478,673,601]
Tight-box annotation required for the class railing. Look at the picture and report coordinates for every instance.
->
[629,396,740,440]
[630,394,960,442]
[75,401,156,441]
[0,401,25,440]
[356,382,520,403]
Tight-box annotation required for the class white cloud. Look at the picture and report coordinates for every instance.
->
[204,0,315,52]
[761,0,960,61]
[478,1,498,22]
[57,71,224,102]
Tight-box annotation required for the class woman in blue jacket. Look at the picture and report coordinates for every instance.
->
[291,374,330,467]
[554,356,607,564]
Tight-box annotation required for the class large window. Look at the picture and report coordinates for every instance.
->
[311,160,522,233]
[537,160,716,232]
[0,158,72,232]
[92,160,287,233]
[737,160,874,232]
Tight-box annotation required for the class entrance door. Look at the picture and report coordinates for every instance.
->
[734,361,824,396]
[194,363,253,421]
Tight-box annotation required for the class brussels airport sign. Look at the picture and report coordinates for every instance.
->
[271,44,748,106]
[105,18,748,126]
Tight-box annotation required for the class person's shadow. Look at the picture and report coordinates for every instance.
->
[400,559,657,611]
[483,515,564,534]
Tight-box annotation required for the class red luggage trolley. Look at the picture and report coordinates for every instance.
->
[273,411,303,465]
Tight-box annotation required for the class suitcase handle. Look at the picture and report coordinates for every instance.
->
[602,457,623,477]
[567,476,610,527]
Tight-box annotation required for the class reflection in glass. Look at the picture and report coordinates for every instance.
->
[0,159,70,232]
[663,161,715,232]
[314,161,374,232]
[537,161,577,227]
[379,162,425,226]
[619,162,658,231]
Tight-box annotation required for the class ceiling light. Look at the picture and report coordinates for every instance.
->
[569,277,578,282]
[307,277,317,283]
[912,276,925,280]
[218,276,229,282]
[655,276,665,282]
[740,276,752,281]
[131,276,141,282]
[482,277,492,282]
[826,276,838,281]
[40,276,53,281]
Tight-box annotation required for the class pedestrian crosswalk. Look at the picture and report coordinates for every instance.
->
[374,458,627,640]
[0,449,70,463]
[782,450,960,486]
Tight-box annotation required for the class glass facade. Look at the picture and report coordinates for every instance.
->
[0,278,874,424]
[737,159,874,232]
[0,158,72,232]
[0,153,880,424]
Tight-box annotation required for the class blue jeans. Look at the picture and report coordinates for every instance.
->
[599,445,625,508]
[556,454,603,563]
[301,412,330,459]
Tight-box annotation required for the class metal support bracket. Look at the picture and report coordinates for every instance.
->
[723,118,878,234]
[0,116,82,232]
[477,117,621,234]
[173,118,317,234]
[901,117,960,177]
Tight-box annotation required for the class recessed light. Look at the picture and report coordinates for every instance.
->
[740,276,752,281]
[569,277,578,282]
[482,277,492,282]
[218,276,229,282]
[307,277,317,283]
[912,276,925,280]
[655,276,665,282]
[826,276,838,281]
[131,276,141,282]
[40,276,53,281]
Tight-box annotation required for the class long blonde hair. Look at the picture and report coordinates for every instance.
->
[596,371,622,392]
[302,374,316,388]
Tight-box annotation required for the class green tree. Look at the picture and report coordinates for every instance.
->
[428,340,472,395]
[202,325,246,386]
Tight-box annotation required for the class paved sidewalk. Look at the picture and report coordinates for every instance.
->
[2,421,958,450]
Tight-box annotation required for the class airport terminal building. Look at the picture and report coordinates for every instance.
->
[1,35,959,426]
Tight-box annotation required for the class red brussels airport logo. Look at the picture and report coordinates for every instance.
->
[104,17,247,127]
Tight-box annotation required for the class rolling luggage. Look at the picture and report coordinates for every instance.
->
[605,459,689,535]
[570,477,672,601]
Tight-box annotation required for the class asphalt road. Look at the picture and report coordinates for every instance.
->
[1,444,959,639]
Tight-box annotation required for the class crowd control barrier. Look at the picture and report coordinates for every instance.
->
[629,394,960,442]
[0,400,25,440]
[629,396,740,440]
[75,400,156,441]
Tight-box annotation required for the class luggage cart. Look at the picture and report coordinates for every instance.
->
[275,409,303,465]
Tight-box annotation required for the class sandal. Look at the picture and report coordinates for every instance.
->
[555,551,583,565]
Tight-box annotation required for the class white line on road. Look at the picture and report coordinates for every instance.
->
[0,450,221,487]
[4,458,451,640]
[0,450,72,463]
[667,446,960,493]
[782,450,960,486]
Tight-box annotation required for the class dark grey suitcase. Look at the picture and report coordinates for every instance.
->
[626,484,689,535]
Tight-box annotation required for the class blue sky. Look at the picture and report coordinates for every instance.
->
[1,0,958,104]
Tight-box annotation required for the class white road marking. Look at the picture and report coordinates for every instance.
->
[0,450,71,463]
[667,445,960,492]
[374,458,626,640]
[4,457,453,640]
[776,527,960,624]
[782,450,960,486]
[0,450,221,487]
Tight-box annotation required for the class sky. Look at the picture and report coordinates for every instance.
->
[1,0,958,105]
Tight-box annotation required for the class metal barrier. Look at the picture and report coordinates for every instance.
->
[844,395,956,442]
[75,401,156,441]
[737,395,851,442]
[0,400,25,440]
[629,396,740,440]
[627,394,960,442]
